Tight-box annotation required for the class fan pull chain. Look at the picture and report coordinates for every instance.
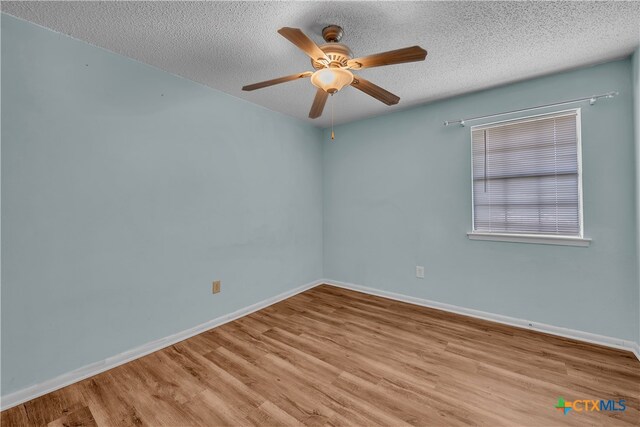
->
[330,94,335,140]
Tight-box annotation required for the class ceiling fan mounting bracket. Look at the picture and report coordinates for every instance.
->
[322,25,344,42]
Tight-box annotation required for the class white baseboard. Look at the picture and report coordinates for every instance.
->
[3,277,638,411]
[0,279,324,411]
[632,342,640,361]
[322,279,640,362]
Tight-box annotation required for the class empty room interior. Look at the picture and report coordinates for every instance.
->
[2,1,640,426]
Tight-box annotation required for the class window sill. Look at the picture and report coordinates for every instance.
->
[467,232,591,247]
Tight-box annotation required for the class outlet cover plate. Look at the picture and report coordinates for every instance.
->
[212,280,221,294]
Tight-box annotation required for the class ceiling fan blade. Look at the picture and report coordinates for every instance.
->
[278,27,329,64]
[242,71,312,91]
[351,75,400,106]
[309,89,329,119]
[347,46,427,70]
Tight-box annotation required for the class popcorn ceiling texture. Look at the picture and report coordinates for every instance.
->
[2,1,639,127]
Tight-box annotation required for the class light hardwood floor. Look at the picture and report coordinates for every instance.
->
[2,285,639,426]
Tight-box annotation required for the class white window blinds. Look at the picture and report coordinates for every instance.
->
[471,110,582,236]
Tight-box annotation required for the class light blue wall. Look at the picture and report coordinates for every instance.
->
[1,14,323,395]
[323,59,639,342]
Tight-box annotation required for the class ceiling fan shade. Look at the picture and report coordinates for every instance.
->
[310,68,354,94]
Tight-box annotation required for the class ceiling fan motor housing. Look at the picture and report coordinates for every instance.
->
[311,25,353,69]
[311,43,353,69]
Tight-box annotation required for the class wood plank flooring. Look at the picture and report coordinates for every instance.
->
[2,285,639,426]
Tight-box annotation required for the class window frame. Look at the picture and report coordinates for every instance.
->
[467,108,591,247]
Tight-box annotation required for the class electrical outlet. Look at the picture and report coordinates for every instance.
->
[416,266,425,279]
[212,280,221,294]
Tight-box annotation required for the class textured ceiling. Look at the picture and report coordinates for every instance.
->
[2,1,640,127]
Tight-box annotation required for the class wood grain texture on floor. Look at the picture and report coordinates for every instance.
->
[2,285,639,426]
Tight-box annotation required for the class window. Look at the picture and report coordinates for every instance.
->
[468,109,590,246]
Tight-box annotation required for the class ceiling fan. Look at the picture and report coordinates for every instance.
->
[242,25,428,119]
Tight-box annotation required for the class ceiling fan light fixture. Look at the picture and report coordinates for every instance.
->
[310,68,353,94]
